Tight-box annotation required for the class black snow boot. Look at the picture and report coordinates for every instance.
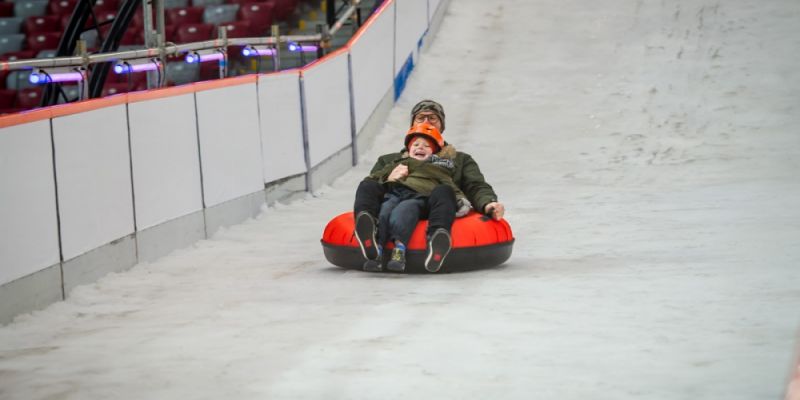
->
[386,248,406,272]
[424,228,451,273]
[354,211,381,271]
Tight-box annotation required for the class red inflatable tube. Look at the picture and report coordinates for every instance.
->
[321,211,514,273]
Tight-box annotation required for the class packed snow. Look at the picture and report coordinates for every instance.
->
[1,0,799,399]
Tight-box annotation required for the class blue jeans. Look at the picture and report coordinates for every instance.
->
[377,186,427,247]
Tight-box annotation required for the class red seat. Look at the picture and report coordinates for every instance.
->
[95,11,117,24]
[166,6,204,25]
[0,88,16,108]
[174,23,213,42]
[16,87,43,109]
[198,60,219,81]
[24,15,61,34]
[26,32,61,52]
[102,82,129,96]
[236,2,274,29]
[48,0,77,15]
[93,0,119,13]
[119,28,143,45]
[0,2,14,17]
[271,0,296,21]
[219,20,253,38]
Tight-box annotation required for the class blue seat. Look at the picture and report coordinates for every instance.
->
[0,17,23,34]
[0,33,25,54]
[166,61,199,85]
[13,0,49,19]
[203,4,239,25]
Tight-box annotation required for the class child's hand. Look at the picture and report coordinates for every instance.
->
[387,164,409,182]
[455,198,472,217]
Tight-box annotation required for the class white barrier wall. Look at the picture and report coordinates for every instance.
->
[0,120,60,284]
[302,51,352,167]
[429,0,441,22]
[128,94,203,230]
[258,72,307,183]
[1,0,451,323]
[349,2,395,133]
[195,82,265,207]
[52,105,135,260]
[394,0,429,75]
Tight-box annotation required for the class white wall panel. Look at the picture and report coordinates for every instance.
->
[0,121,60,285]
[128,94,203,230]
[196,83,264,207]
[350,3,395,132]
[257,72,306,183]
[53,105,135,260]
[428,0,441,22]
[303,51,352,167]
[394,0,429,75]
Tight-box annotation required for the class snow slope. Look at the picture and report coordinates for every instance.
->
[1,0,799,399]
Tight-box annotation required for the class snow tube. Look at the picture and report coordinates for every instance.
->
[321,211,514,273]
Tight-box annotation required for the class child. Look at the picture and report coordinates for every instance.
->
[362,122,471,272]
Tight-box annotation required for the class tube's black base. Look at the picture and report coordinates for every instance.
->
[321,240,514,273]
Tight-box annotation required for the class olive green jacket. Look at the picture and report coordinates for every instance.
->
[367,143,498,213]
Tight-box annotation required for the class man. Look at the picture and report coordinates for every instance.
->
[353,99,506,273]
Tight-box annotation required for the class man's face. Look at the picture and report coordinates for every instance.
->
[408,137,435,160]
[413,112,443,132]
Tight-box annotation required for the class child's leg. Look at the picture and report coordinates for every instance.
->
[377,194,402,250]
[388,198,426,247]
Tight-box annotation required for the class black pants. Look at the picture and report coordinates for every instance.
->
[354,180,456,237]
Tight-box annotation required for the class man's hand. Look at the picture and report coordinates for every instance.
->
[483,201,505,221]
[387,164,409,182]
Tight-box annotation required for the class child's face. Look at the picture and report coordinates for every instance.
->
[408,137,435,160]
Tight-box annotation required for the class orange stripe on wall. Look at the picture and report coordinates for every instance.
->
[347,0,394,46]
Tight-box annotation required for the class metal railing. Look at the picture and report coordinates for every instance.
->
[0,0,363,102]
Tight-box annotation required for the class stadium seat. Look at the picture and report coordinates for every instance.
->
[0,17,23,34]
[16,87,43,109]
[165,6,204,26]
[24,15,61,34]
[119,28,143,46]
[102,82,129,96]
[93,0,119,13]
[0,2,14,18]
[36,49,57,58]
[48,0,78,16]
[165,61,199,85]
[55,84,80,103]
[198,60,219,81]
[191,0,224,7]
[174,23,213,42]
[236,2,274,32]
[0,33,25,54]
[203,4,238,25]
[0,89,16,108]
[26,32,61,53]
[219,20,253,38]
[271,0,297,21]
[0,49,37,61]
[5,70,36,90]
[164,0,189,9]
[14,0,49,19]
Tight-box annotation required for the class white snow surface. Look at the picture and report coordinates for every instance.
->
[2,0,800,399]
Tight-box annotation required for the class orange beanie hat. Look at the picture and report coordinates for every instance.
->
[405,122,444,152]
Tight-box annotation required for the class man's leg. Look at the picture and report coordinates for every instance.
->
[354,179,385,217]
[354,180,385,266]
[425,185,456,272]
[426,185,456,235]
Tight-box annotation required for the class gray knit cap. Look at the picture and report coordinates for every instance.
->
[410,99,445,132]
